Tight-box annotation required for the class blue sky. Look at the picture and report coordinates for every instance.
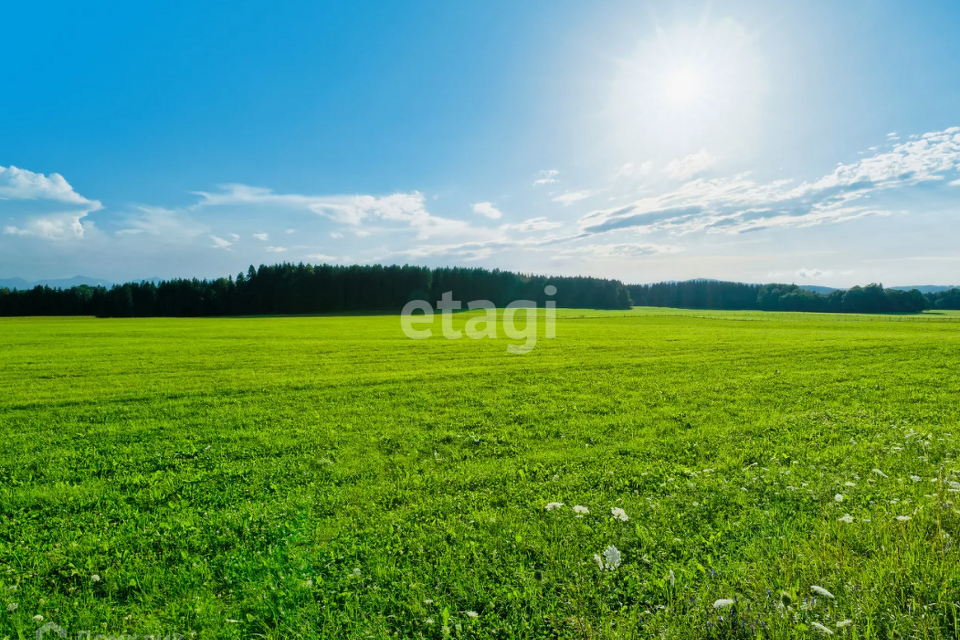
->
[2,0,959,287]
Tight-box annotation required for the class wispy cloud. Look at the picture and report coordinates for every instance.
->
[533,169,559,186]
[210,235,235,250]
[553,190,593,205]
[796,267,833,280]
[265,246,287,253]
[664,149,716,180]
[615,161,653,178]
[471,202,502,219]
[579,127,960,237]
[115,205,207,240]
[253,232,269,241]
[499,217,563,233]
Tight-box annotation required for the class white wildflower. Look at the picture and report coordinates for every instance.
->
[594,545,622,570]
[426,618,434,625]
[844,482,856,487]
[604,545,622,569]
[545,502,563,511]
[838,514,854,523]
[91,574,101,582]
[573,505,589,516]
[465,611,478,618]
[812,621,834,635]
[6,603,16,612]
[872,468,888,478]
[424,599,433,605]
[836,619,853,628]
[225,619,240,624]
[610,507,629,522]
[713,599,735,609]
[910,475,921,482]
[667,569,676,586]
[811,585,835,599]
[33,615,43,622]
[834,494,844,503]
[895,515,911,522]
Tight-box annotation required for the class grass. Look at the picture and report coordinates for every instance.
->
[1,309,958,639]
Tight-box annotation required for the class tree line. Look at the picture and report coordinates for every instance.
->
[628,280,956,313]
[0,263,633,317]
[3,266,957,317]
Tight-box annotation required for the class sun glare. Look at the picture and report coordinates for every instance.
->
[664,68,702,104]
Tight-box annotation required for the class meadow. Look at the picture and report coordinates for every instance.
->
[1,309,958,639]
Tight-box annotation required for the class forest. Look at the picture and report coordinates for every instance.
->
[0,263,632,317]
[2,265,958,317]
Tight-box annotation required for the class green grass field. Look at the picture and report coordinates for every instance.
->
[1,310,958,639]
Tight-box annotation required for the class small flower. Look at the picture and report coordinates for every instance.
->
[610,507,629,522]
[844,481,856,487]
[593,554,604,570]
[811,585,835,599]
[424,599,433,605]
[425,618,434,624]
[713,599,735,609]
[603,545,622,570]
[91,574,101,582]
[226,619,240,624]
[33,615,43,622]
[544,502,563,511]
[910,475,921,482]
[573,505,589,517]
[667,569,676,586]
[811,621,834,635]
[834,494,844,503]
[872,468,888,478]
[465,611,478,618]
[6,603,17,612]
[836,619,853,628]
[838,514,854,523]
[895,515,911,522]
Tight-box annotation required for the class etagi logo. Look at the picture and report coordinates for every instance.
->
[400,286,557,354]
[34,620,183,640]
[36,622,66,640]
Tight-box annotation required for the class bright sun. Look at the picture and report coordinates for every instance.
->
[664,68,702,104]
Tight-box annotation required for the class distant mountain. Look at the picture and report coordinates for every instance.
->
[798,285,840,294]
[889,285,959,294]
[0,276,113,290]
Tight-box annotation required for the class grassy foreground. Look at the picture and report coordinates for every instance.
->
[1,309,958,639]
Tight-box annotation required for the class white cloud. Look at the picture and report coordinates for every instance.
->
[950,179,960,187]
[499,217,563,233]
[0,165,94,204]
[330,232,344,239]
[210,235,234,250]
[533,169,559,186]
[253,232,269,241]
[115,205,207,240]
[265,246,287,253]
[616,161,653,178]
[796,267,833,280]
[578,127,960,237]
[553,242,680,259]
[552,190,592,205]
[664,149,716,180]
[193,184,433,227]
[0,165,102,240]
[301,253,348,263]
[471,202,502,219]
